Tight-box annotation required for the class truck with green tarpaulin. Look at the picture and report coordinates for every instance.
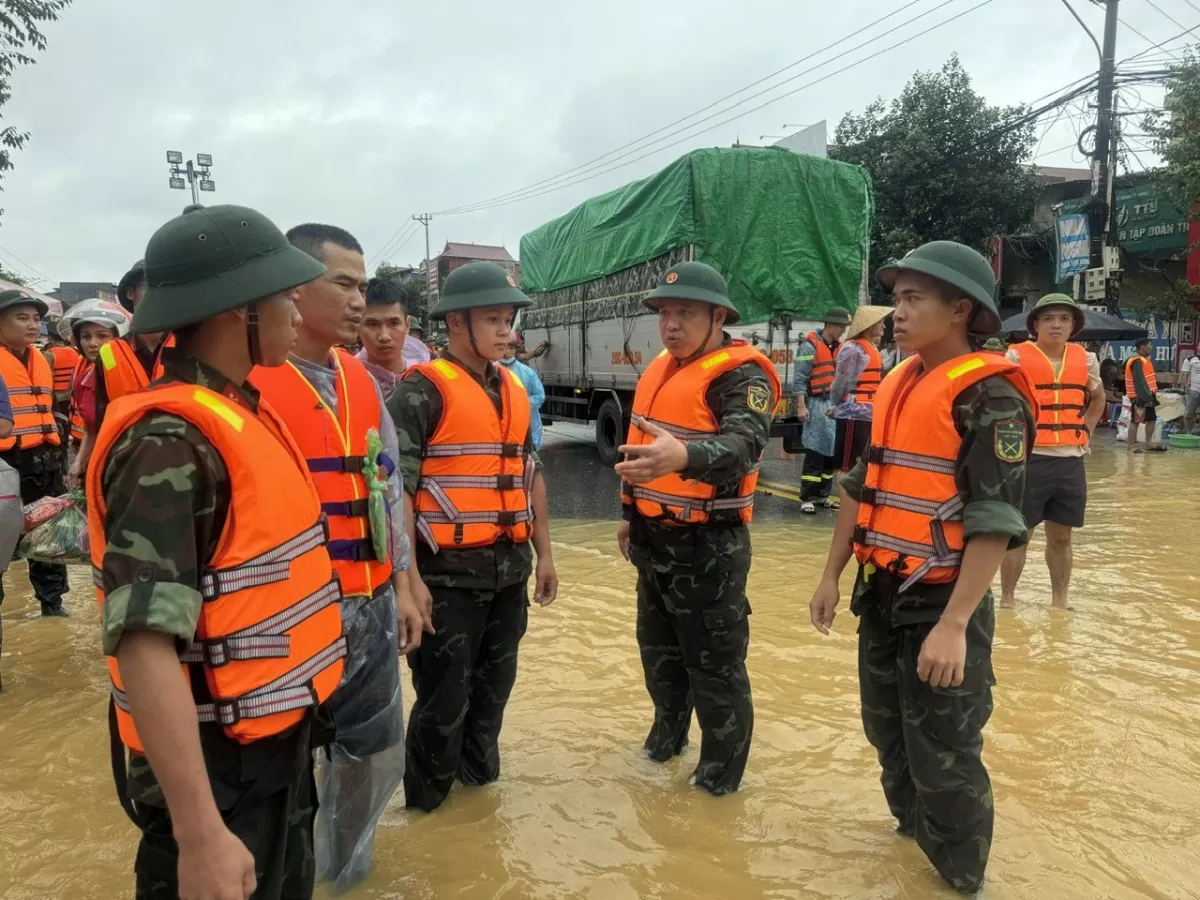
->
[518,146,874,464]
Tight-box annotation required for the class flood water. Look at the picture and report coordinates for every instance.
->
[1,430,1198,899]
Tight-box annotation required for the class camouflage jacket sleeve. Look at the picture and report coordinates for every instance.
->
[792,338,816,395]
[386,371,438,498]
[98,415,229,657]
[840,455,868,501]
[953,376,1035,549]
[680,363,774,485]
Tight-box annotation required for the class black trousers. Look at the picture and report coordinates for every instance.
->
[404,583,529,812]
[0,452,68,612]
[800,450,835,500]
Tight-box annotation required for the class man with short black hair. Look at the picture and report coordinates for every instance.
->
[358,278,411,392]
[1125,338,1163,452]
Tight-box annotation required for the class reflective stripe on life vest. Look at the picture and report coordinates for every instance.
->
[850,339,883,404]
[69,356,91,442]
[619,342,781,526]
[250,349,392,597]
[88,382,346,753]
[853,353,1038,591]
[0,346,62,452]
[802,332,837,396]
[1125,354,1158,398]
[411,357,534,553]
[1012,341,1090,447]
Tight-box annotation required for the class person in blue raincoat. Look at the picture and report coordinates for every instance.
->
[791,308,851,514]
[499,334,547,450]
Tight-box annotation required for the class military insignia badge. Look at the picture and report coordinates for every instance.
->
[665,271,679,284]
[506,275,516,287]
[994,418,1026,463]
[747,384,771,414]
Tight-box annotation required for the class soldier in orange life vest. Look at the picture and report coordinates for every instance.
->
[0,288,69,618]
[94,260,174,431]
[1000,294,1106,611]
[791,307,852,513]
[387,260,558,813]
[615,261,780,796]
[808,241,1037,895]
[1125,337,1164,453]
[88,203,343,900]
[250,222,424,891]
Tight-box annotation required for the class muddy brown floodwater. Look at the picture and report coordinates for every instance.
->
[1,439,1198,899]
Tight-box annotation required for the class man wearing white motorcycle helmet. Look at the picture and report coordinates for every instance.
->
[58,299,131,489]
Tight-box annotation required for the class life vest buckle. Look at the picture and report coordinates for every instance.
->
[495,474,517,490]
[499,442,523,458]
[495,511,519,527]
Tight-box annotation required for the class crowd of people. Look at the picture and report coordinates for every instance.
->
[0,201,1176,899]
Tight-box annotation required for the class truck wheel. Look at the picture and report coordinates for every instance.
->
[595,399,625,466]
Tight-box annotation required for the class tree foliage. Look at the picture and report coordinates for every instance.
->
[1,0,72,220]
[1145,49,1200,213]
[0,264,25,284]
[830,55,1041,280]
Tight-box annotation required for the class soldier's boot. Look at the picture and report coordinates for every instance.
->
[687,660,753,796]
[643,708,691,763]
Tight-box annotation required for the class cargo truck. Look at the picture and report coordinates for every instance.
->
[518,146,874,465]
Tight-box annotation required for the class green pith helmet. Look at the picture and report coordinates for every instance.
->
[982,338,1007,351]
[428,261,532,320]
[131,204,327,335]
[823,307,852,326]
[1026,292,1085,338]
[0,288,49,317]
[876,240,1001,335]
[643,261,741,325]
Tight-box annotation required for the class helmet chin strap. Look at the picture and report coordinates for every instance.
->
[246,301,262,367]
[682,307,717,363]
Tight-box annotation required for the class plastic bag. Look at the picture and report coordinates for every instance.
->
[361,428,390,565]
[18,490,88,564]
[22,494,72,533]
[0,460,22,574]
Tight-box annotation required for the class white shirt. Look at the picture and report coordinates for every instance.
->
[1007,346,1103,458]
[1182,355,1200,394]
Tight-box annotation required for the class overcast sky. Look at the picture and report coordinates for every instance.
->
[0,0,1183,289]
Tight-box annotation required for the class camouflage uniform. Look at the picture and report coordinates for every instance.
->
[387,351,538,812]
[98,350,318,900]
[840,376,1034,895]
[627,345,773,796]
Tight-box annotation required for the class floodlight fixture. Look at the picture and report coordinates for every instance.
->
[196,153,213,167]
[199,179,216,192]
[169,177,186,190]
[166,150,184,165]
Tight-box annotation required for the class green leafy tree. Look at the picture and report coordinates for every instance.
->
[0,264,26,284]
[1,0,72,220]
[1145,49,1200,214]
[830,55,1041,281]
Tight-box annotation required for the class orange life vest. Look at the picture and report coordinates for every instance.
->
[1013,341,1090,447]
[620,342,782,525]
[69,356,91,443]
[803,331,837,396]
[0,345,62,452]
[849,339,884,404]
[853,353,1037,592]
[1125,354,1158,399]
[48,345,80,395]
[411,357,534,553]
[88,382,346,753]
[97,334,174,401]
[250,350,392,597]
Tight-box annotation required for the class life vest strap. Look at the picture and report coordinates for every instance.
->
[422,473,523,491]
[199,520,329,600]
[1036,423,1086,432]
[194,635,349,727]
[860,487,964,521]
[418,508,532,526]
[626,484,755,522]
[11,424,57,437]
[179,578,343,667]
[638,418,717,442]
[1038,403,1085,413]
[867,446,957,476]
[321,499,371,518]
[425,442,525,458]
[1035,382,1088,393]
[307,455,367,473]
[854,526,963,593]
[326,538,376,563]
[6,385,50,397]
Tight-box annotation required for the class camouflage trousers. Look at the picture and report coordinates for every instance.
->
[632,522,753,796]
[133,765,317,899]
[854,568,996,895]
[404,583,529,812]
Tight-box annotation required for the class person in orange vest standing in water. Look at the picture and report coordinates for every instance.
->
[93,261,175,431]
[44,332,80,440]
[1125,337,1164,453]
[0,288,69,618]
[88,203,346,900]
[828,304,893,482]
[791,307,851,514]
[388,260,558,813]
[615,261,781,796]
[250,222,425,891]
[808,241,1037,895]
[1000,294,1106,611]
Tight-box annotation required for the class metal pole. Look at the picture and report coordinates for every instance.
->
[413,213,432,325]
[1091,0,1120,271]
[186,160,199,205]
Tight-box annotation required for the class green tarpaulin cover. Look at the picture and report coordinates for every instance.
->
[519,147,874,323]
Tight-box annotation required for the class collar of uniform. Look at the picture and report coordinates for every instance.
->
[441,350,499,388]
[158,347,261,413]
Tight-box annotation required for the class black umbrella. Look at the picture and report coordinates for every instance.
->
[1000,309,1149,343]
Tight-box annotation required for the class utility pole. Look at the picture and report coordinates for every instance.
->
[1079,0,1122,312]
[413,213,433,326]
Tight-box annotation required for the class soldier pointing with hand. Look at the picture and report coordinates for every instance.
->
[616,261,780,796]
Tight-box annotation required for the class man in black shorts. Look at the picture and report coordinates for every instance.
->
[1001,294,1106,610]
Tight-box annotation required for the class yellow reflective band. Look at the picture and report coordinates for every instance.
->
[432,359,459,380]
[193,389,244,432]
[99,342,117,372]
[947,357,985,380]
[701,351,731,370]
[656,349,669,359]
